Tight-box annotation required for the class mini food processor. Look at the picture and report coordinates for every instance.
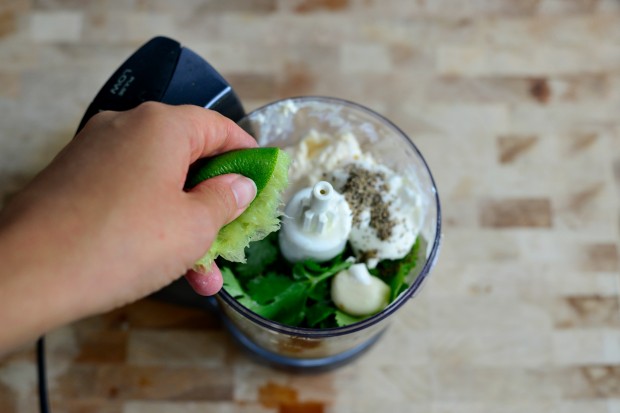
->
[76,36,245,132]
[77,37,442,370]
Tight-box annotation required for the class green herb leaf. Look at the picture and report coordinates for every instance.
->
[335,310,366,327]
[220,267,255,309]
[246,273,295,305]
[307,279,329,301]
[233,233,278,278]
[221,267,245,299]
[220,236,395,329]
[252,282,308,324]
[293,258,352,290]
[223,265,309,325]
[306,302,336,328]
[394,282,409,299]
[377,237,421,301]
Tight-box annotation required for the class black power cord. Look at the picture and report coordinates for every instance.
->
[36,337,50,413]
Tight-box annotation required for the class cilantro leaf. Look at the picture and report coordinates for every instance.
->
[307,278,329,301]
[335,310,366,327]
[233,233,278,279]
[221,267,255,309]
[220,236,394,329]
[293,259,352,290]
[394,282,409,299]
[221,267,245,299]
[306,302,336,328]
[246,273,295,305]
[251,282,308,325]
[223,267,309,325]
[376,237,422,301]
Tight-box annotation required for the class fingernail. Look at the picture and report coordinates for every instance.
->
[231,176,257,209]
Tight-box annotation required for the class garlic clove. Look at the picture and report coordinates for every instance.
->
[331,263,390,317]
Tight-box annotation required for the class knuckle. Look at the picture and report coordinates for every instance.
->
[82,110,116,130]
[221,115,238,137]
[83,101,168,131]
[183,106,220,133]
[131,101,165,119]
[120,102,166,132]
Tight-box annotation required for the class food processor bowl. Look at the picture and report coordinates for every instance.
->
[213,96,442,370]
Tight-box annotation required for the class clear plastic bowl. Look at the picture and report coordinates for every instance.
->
[214,96,441,370]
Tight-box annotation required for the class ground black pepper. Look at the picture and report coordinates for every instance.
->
[359,249,379,262]
[338,165,396,241]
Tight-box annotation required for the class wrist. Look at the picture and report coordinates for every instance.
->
[0,211,90,353]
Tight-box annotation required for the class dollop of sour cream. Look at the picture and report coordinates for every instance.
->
[284,130,374,198]
[285,131,423,268]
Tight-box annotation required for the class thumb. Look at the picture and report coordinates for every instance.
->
[188,173,257,229]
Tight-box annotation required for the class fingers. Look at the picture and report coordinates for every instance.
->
[162,104,258,163]
[187,173,257,228]
[184,174,255,298]
[81,103,258,162]
[185,264,223,296]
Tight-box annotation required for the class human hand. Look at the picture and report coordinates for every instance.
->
[0,102,257,350]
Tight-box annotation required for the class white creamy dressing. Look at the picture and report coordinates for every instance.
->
[284,130,374,198]
[285,131,423,268]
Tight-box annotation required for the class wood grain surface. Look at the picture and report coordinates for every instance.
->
[1,1,619,412]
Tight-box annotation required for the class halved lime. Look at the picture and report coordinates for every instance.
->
[187,147,290,270]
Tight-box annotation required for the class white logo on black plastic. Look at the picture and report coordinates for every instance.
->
[110,69,135,96]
